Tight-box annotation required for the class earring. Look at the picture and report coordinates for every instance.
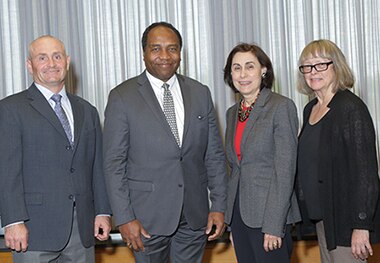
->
[261,72,267,78]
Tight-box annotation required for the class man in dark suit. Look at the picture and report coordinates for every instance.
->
[103,22,227,263]
[0,35,112,263]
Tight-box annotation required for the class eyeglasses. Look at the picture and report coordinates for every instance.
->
[298,61,333,74]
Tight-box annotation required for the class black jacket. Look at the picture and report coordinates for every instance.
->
[298,89,380,250]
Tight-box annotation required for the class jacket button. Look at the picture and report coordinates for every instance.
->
[69,195,74,200]
[66,146,71,150]
[178,184,183,187]
[70,168,75,173]
[358,212,367,220]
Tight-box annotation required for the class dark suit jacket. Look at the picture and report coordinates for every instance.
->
[299,89,380,249]
[225,88,301,237]
[0,84,111,251]
[103,71,227,236]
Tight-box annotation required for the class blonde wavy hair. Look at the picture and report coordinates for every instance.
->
[297,39,355,95]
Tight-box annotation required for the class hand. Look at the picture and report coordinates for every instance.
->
[119,220,151,252]
[94,215,112,241]
[4,223,29,252]
[351,229,373,260]
[263,233,282,252]
[205,212,225,241]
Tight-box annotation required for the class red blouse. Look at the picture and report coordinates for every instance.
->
[234,106,250,161]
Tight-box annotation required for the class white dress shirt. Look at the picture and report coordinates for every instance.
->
[35,83,74,141]
[146,71,184,146]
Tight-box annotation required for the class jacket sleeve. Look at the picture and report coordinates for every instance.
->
[91,107,112,216]
[0,102,29,226]
[346,102,379,230]
[103,88,135,226]
[204,87,227,213]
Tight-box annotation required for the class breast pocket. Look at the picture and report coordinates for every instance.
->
[190,113,208,142]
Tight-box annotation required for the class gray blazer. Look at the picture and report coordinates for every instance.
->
[225,88,301,237]
[0,84,111,251]
[103,71,227,235]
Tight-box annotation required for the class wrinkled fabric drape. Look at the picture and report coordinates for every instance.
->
[0,0,379,159]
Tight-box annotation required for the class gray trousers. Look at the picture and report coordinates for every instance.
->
[13,208,94,263]
[133,211,207,263]
[316,221,366,263]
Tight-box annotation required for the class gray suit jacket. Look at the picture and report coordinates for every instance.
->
[103,71,227,236]
[0,84,111,251]
[225,88,301,237]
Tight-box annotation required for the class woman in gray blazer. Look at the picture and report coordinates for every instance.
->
[223,43,301,263]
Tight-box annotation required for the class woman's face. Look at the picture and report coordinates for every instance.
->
[301,56,336,93]
[231,52,266,100]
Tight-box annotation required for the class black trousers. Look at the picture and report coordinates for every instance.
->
[231,193,293,263]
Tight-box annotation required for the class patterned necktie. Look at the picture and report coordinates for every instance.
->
[51,94,73,146]
[162,83,180,146]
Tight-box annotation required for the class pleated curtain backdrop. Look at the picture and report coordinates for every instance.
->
[0,0,379,160]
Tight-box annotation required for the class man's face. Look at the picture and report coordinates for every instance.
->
[143,26,181,82]
[26,36,70,92]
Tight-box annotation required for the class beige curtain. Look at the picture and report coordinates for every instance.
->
[0,0,379,158]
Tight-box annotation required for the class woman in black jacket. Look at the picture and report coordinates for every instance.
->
[296,39,380,262]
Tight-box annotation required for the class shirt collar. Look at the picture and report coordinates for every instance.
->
[145,71,177,88]
[34,83,69,101]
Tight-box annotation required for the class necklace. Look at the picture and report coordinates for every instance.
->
[238,93,260,122]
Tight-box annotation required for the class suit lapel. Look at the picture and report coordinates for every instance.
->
[27,84,68,141]
[240,88,271,153]
[137,72,176,142]
[178,75,190,145]
[68,94,84,149]
[228,103,240,165]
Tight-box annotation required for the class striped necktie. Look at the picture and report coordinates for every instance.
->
[51,94,73,146]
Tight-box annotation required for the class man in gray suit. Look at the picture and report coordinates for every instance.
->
[0,35,112,263]
[103,22,227,263]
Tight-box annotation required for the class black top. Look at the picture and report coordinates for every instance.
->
[298,118,324,220]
